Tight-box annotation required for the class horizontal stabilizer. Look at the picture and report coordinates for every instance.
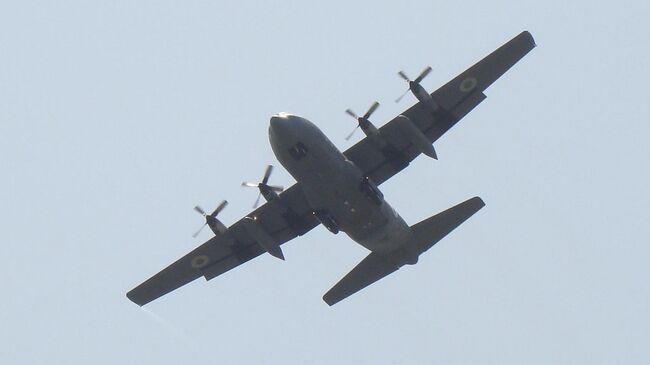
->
[322,196,485,306]
[323,252,399,306]
[412,196,485,254]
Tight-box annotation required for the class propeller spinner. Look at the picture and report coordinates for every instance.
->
[192,200,228,238]
[344,101,380,141]
[395,66,433,103]
[242,165,284,208]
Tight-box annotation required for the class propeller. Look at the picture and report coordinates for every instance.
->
[396,66,432,103]
[192,200,228,238]
[242,165,284,208]
[344,101,379,140]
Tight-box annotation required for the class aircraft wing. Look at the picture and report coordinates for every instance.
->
[344,31,536,184]
[126,184,319,306]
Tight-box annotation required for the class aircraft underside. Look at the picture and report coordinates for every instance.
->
[126,31,536,307]
[269,113,412,254]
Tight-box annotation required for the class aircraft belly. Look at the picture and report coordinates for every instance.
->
[270,114,411,254]
[298,154,366,218]
[345,201,411,253]
[297,156,410,253]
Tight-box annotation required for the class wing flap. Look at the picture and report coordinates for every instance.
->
[202,243,265,280]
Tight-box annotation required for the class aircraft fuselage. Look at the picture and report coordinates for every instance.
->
[269,113,413,257]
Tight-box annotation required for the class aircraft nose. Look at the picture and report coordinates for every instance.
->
[269,113,292,136]
[269,115,282,130]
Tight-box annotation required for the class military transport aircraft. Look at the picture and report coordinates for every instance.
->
[127,31,536,306]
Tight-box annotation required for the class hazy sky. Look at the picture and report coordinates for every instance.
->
[1,1,648,364]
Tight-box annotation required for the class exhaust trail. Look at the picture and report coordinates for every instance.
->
[141,307,198,350]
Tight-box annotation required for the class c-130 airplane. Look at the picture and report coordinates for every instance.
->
[127,31,535,306]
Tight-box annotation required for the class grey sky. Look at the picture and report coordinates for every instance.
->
[1,1,648,364]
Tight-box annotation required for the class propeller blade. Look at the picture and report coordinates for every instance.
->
[345,109,359,119]
[345,125,360,141]
[211,200,228,217]
[192,223,207,238]
[253,192,262,209]
[269,185,284,193]
[245,165,283,207]
[362,101,379,120]
[414,66,432,84]
[262,165,273,185]
[395,88,409,103]
[194,205,206,216]
[398,70,410,81]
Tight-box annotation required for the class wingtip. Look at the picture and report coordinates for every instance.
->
[322,295,336,306]
[521,30,537,48]
[471,196,486,209]
[126,290,146,307]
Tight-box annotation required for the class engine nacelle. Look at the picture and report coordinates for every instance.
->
[206,216,227,235]
[259,185,281,204]
[243,217,285,260]
[410,82,440,112]
[395,115,437,159]
[351,113,437,170]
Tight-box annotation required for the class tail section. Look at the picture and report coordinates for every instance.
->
[322,196,485,306]
[322,252,399,306]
